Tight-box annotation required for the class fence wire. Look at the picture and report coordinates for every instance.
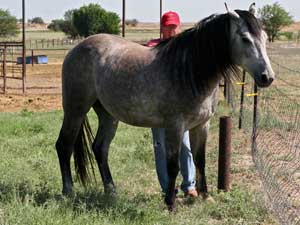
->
[228,45,300,225]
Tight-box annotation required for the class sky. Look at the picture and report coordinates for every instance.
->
[2,0,300,23]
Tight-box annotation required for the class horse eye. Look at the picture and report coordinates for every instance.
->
[241,36,251,44]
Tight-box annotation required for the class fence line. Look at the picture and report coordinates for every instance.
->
[26,38,83,50]
[229,50,300,225]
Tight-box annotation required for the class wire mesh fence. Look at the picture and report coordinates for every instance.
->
[228,44,300,225]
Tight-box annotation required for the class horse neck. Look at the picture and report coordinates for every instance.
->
[155,15,236,96]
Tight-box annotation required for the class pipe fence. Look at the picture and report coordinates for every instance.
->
[0,43,24,93]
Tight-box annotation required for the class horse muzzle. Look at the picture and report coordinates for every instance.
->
[255,72,274,88]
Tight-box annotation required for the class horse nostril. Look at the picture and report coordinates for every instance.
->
[268,77,274,83]
[261,74,268,84]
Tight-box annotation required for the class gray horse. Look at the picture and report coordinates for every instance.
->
[56,8,274,210]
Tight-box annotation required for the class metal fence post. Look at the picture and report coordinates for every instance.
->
[3,45,7,94]
[238,70,246,129]
[160,0,162,39]
[218,116,232,192]
[227,81,232,106]
[122,0,125,37]
[251,83,258,152]
[22,0,26,93]
[31,50,34,67]
[223,80,227,99]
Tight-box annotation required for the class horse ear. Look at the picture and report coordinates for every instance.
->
[249,2,256,16]
[224,2,240,19]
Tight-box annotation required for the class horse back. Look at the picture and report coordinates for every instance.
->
[61,34,156,116]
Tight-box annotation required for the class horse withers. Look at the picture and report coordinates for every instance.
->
[55,6,274,211]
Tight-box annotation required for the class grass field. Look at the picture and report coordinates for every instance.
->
[0,104,277,225]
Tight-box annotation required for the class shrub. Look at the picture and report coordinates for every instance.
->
[278,31,294,41]
[125,19,138,27]
[31,17,44,24]
[47,19,64,32]
[48,10,79,38]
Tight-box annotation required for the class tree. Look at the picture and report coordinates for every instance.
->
[259,2,293,42]
[60,10,79,38]
[31,17,44,24]
[73,3,120,37]
[47,19,65,32]
[0,9,20,37]
[0,9,19,37]
[47,10,79,38]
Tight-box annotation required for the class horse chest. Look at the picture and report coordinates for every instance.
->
[186,98,216,129]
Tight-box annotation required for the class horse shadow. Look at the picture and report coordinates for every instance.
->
[0,181,158,221]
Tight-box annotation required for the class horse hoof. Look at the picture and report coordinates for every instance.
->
[167,204,176,213]
[165,194,176,212]
[62,188,73,197]
[104,184,117,197]
[200,193,215,204]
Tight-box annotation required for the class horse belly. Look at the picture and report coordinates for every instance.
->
[98,87,163,127]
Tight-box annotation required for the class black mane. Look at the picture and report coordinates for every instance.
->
[155,10,262,95]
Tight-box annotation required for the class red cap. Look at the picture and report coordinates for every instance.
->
[161,11,180,26]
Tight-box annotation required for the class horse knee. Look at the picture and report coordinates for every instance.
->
[167,160,179,179]
[56,132,73,161]
[55,135,64,156]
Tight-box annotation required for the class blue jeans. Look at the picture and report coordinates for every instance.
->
[151,128,196,193]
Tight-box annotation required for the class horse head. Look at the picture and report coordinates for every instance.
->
[227,4,275,87]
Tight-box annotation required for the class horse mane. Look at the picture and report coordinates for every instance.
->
[155,10,262,95]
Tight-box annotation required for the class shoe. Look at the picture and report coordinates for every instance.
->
[184,188,198,197]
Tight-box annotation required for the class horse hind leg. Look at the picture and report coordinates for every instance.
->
[92,101,119,195]
[56,114,85,195]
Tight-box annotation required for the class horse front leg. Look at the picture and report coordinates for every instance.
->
[190,122,209,199]
[164,125,184,211]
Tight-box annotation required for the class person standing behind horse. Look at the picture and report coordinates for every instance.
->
[145,11,198,198]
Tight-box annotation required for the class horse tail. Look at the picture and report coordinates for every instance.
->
[73,116,96,186]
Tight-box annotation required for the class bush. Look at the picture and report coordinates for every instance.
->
[0,9,19,37]
[73,3,120,37]
[61,10,78,38]
[278,31,294,41]
[48,10,79,38]
[47,19,64,32]
[31,17,44,24]
[125,19,138,27]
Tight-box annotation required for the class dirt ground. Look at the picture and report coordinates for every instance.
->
[0,63,62,112]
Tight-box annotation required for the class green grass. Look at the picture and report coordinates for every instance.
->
[0,108,275,225]
[0,31,67,42]
[24,30,67,40]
